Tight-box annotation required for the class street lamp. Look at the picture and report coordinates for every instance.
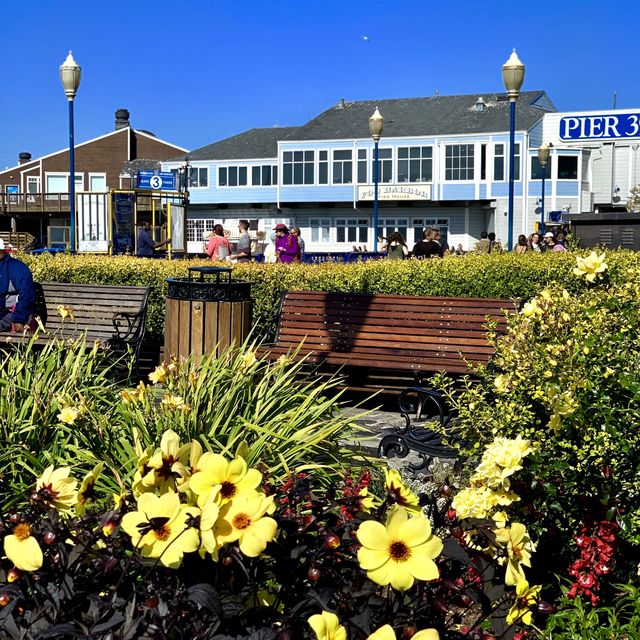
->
[60,51,81,252]
[502,49,525,251]
[538,143,550,234]
[368,107,384,252]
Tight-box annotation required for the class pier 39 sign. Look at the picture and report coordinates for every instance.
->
[560,112,640,141]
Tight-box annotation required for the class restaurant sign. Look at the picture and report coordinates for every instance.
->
[358,184,431,201]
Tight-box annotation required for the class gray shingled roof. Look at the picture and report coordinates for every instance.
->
[180,91,555,162]
[292,91,554,141]
[184,126,300,161]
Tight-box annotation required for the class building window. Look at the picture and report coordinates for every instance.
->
[530,157,551,180]
[371,148,392,183]
[380,218,409,242]
[445,144,474,181]
[189,167,208,188]
[410,218,450,245]
[26,176,40,201]
[332,150,352,184]
[557,156,578,180]
[318,151,328,185]
[309,217,331,243]
[283,150,314,185]
[397,146,433,183]
[480,144,487,180]
[494,143,505,181]
[357,149,367,183]
[89,174,107,191]
[187,219,216,243]
[335,218,369,244]
[251,165,277,186]
[45,173,82,199]
[513,143,521,181]
[218,166,247,187]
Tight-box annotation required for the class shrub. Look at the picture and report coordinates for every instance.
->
[21,250,640,341]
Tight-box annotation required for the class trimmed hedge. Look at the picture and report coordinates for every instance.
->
[22,251,640,341]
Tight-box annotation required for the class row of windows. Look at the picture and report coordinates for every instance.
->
[181,148,579,189]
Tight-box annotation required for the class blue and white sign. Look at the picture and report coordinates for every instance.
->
[560,112,640,141]
[136,170,176,191]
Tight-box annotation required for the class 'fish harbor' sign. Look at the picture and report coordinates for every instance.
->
[560,112,640,141]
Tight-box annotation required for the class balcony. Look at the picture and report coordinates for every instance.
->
[1,192,73,215]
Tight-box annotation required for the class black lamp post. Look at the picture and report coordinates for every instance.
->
[538,143,550,234]
[502,49,525,251]
[368,108,384,252]
[59,51,81,252]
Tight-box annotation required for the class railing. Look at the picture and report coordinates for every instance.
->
[1,192,72,214]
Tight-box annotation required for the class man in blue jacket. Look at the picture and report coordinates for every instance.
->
[0,239,36,332]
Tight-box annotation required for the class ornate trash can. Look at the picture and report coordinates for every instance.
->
[165,266,252,362]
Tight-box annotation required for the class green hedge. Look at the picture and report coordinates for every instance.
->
[22,251,640,341]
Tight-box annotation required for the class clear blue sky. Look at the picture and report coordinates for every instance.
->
[1,0,639,170]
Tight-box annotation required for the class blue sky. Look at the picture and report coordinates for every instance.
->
[1,0,639,170]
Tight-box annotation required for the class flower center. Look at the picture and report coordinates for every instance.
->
[39,483,59,502]
[159,456,177,479]
[389,540,410,562]
[13,523,31,541]
[153,524,171,541]
[232,513,252,530]
[220,481,238,499]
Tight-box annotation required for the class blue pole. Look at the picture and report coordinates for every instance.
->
[540,167,546,234]
[373,140,379,252]
[507,98,516,251]
[69,98,76,252]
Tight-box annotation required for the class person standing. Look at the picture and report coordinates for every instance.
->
[475,231,491,254]
[273,224,299,264]
[0,239,36,332]
[205,224,232,261]
[529,232,542,252]
[137,221,170,257]
[384,231,409,259]
[229,220,252,263]
[514,235,528,254]
[290,227,305,263]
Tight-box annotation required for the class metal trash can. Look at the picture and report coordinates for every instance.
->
[165,266,252,362]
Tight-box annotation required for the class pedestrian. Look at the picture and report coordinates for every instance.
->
[487,232,501,253]
[475,231,491,253]
[0,238,37,332]
[529,232,542,252]
[229,220,252,263]
[542,231,556,252]
[553,232,568,252]
[514,234,528,254]
[273,224,299,264]
[413,228,443,258]
[384,231,409,259]
[204,224,232,261]
[136,221,170,257]
[290,227,305,263]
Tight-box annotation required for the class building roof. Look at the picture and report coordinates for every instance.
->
[292,91,555,141]
[184,126,300,161]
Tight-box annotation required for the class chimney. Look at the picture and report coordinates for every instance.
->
[115,109,130,130]
[19,152,32,165]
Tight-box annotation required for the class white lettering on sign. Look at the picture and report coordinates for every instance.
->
[358,184,431,201]
[560,112,640,140]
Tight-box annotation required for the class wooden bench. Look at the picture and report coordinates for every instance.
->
[262,290,516,386]
[2,282,151,375]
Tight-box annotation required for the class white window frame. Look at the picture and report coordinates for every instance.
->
[371,148,394,184]
[335,217,369,245]
[309,217,331,243]
[188,166,209,188]
[88,172,107,192]
[556,154,579,181]
[397,146,433,183]
[332,149,353,185]
[318,150,329,185]
[493,143,506,181]
[282,150,315,186]
[444,144,475,182]
[26,176,40,202]
[45,172,83,200]
[357,148,368,184]
[218,165,247,188]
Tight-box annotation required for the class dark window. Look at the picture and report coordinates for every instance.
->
[398,146,432,182]
[494,143,505,181]
[445,144,474,180]
[283,150,315,185]
[319,151,328,184]
[218,167,227,187]
[252,166,261,185]
[372,148,392,183]
[531,157,551,180]
[333,150,352,184]
[358,149,367,183]
[480,144,487,180]
[557,156,578,180]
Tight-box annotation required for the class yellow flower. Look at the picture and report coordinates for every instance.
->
[4,523,43,571]
[145,429,191,494]
[36,466,78,513]
[57,305,75,321]
[521,299,541,318]
[385,468,421,513]
[121,492,200,568]
[367,625,439,640]
[356,506,442,591]
[120,389,136,404]
[357,487,378,513]
[57,406,79,425]
[494,375,509,394]
[239,350,257,372]
[472,437,533,489]
[172,439,204,493]
[451,486,496,519]
[189,453,263,507]
[573,251,608,282]
[495,522,535,586]
[506,579,542,625]
[148,365,168,385]
[76,462,104,515]
[133,381,148,401]
[161,393,188,411]
[308,611,347,640]
[215,492,277,557]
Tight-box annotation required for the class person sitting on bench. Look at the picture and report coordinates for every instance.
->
[0,238,36,332]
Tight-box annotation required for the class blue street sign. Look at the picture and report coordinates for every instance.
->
[136,171,176,191]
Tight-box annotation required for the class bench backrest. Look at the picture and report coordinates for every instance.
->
[38,282,150,344]
[275,290,516,374]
